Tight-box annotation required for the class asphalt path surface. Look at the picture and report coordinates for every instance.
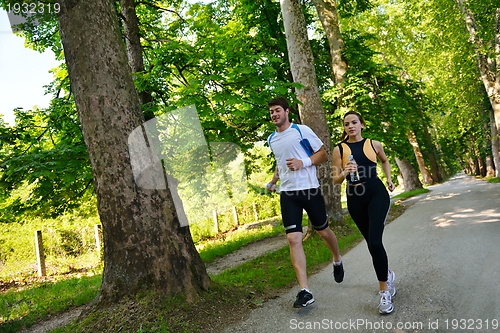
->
[224,174,500,333]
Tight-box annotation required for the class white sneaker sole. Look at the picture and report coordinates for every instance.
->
[293,298,315,308]
[379,304,394,314]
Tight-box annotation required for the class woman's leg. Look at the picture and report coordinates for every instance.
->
[366,181,390,284]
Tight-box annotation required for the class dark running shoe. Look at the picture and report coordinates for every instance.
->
[293,289,315,308]
[333,262,344,283]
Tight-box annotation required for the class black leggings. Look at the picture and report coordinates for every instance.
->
[347,178,390,282]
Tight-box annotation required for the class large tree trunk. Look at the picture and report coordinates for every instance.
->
[57,0,210,305]
[394,157,423,192]
[120,0,143,77]
[472,156,480,175]
[408,130,433,185]
[119,0,154,119]
[486,155,495,177]
[490,107,500,177]
[422,127,443,182]
[495,8,500,140]
[311,0,347,86]
[280,0,343,222]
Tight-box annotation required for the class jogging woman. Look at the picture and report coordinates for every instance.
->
[332,111,396,314]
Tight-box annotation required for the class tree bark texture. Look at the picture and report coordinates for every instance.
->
[495,8,500,139]
[280,0,343,222]
[422,126,443,182]
[394,157,423,192]
[311,0,347,85]
[472,155,480,175]
[119,0,153,113]
[490,107,500,177]
[408,130,433,185]
[57,0,210,304]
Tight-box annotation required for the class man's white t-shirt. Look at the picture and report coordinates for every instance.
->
[268,123,324,191]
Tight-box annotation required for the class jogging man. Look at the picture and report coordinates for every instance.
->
[266,97,344,308]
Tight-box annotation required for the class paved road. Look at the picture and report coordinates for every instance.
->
[224,174,500,333]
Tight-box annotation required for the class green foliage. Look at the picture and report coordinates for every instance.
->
[324,29,417,162]
[188,190,280,243]
[58,229,84,257]
[465,0,499,58]
[0,65,93,220]
[0,0,298,219]
[0,0,497,221]
[337,0,374,17]
[341,0,492,177]
[0,209,100,280]
[135,0,296,148]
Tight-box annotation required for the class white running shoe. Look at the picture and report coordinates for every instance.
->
[378,290,394,314]
[387,270,396,297]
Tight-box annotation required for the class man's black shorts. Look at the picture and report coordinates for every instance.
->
[280,188,329,234]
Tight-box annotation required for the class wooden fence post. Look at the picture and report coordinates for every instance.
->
[34,230,46,277]
[213,209,219,233]
[252,202,259,222]
[232,206,239,225]
[94,224,103,261]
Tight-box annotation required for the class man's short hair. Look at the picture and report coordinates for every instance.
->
[268,97,289,111]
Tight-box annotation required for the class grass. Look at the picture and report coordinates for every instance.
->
[486,177,500,183]
[196,219,285,263]
[211,219,361,293]
[0,272,102,332]
[0,200,408,333]
[391,187,429,200]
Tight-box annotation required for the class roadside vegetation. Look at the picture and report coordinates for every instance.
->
[486,177,500,184]
[0,193,413,333]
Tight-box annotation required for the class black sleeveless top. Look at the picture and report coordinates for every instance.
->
[338,138,378,184]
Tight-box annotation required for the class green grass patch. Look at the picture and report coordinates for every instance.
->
[391,188,429,200]
[0,217,101,281]
[196,220,284,263]
[486,177,500,183]
[0,273,102,333]
[211,217,360,294]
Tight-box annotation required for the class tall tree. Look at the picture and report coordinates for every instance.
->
[57,0,210,304]
[456,0,500,176]
[489,105,500,177]
[395,157,423,191]
[119,0,153,115]
[280,0,343,222]
[342,0,491,180]
[408,130,433,185]
[311,0,347,86]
